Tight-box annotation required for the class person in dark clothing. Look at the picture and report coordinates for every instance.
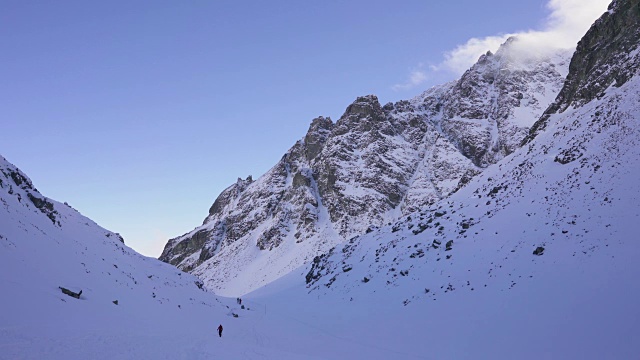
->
[217,324,223,337]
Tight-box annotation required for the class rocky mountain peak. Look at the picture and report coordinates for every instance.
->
[206,175,253,219]
[343,95,381,117]
[434,37,571,167]
[159,35,572,295]
[236,175,253,188]
[468,37,518,69]
[492,36,524,58]
[304,116,333,161]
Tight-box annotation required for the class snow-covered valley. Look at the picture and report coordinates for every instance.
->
[2,0,640,358]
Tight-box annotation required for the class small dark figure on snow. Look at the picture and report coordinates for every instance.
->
[217,324,223,337]
[59,287,82,299]
[239,298,242,305]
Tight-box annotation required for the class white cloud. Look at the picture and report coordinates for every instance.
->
[437,34,515,74]
[392,67,428,91]
[439,0,611,75]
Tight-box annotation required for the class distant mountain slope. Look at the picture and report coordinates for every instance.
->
[161,39,571,296]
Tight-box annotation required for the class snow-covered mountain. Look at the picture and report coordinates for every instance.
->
[0,155,283,358]
[307,1,640,310]
[251,0,640,357]
[160,35,571,296]
[3,0,640,358]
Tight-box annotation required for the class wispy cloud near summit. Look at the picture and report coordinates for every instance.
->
[440,0,611,74]
[393,0,611,91]
[392,67,428,91]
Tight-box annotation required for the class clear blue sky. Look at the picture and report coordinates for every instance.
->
[1,1,553,256]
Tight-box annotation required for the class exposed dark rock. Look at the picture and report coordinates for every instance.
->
[5,168,35,191]
[59,287,82,299]
[445,240,453,251]
[27,193,58,225]
[304,116,333,161]
[525,0,640,144]
[159,228,215,270]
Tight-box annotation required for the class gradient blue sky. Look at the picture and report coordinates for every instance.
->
[0,1,606,256]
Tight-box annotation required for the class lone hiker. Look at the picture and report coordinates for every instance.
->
[217,324,223,338]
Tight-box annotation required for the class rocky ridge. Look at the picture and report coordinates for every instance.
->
[304,0,640,311]
[160,37,572,295]
[525,0,640,143]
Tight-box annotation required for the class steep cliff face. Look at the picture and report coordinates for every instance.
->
[302,5,640,358]
[525,0,640,143]
[312,95,438,237]
[160,39,572,295]
[424,37,570,167]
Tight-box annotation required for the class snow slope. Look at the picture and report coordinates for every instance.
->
[0,153,467,358]
[7,73,637,358]
[0,153,459,360]
[0,155,324,359]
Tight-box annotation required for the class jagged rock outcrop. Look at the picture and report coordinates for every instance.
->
[160,38,572,295]
[0,160,61,226]
[419,37,570,166]
[312,95,440,237]
[525,0,640,143]
[303,0,639,326]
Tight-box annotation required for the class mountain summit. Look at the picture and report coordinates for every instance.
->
[160,39,572,295]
